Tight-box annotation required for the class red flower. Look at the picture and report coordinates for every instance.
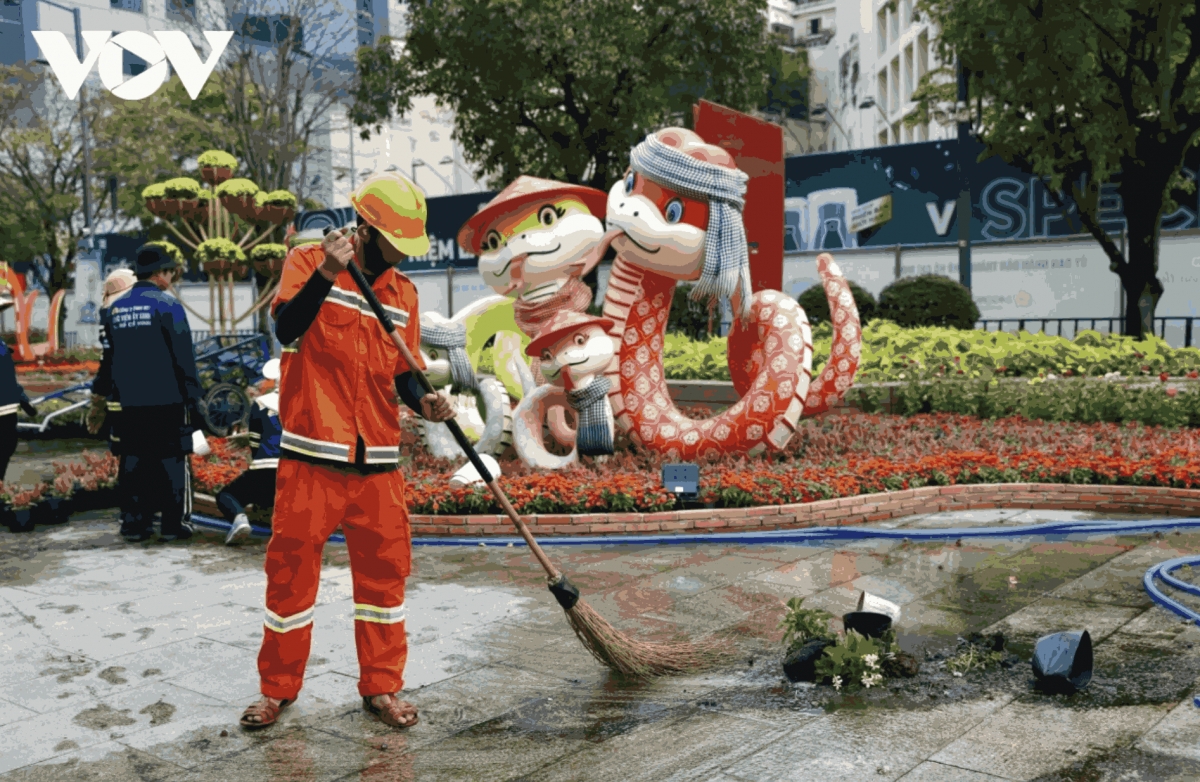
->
[1160,373,1170,382]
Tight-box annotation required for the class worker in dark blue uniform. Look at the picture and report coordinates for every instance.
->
[90,245,204,542]
[218,358,282,544]
[0,286,37,480]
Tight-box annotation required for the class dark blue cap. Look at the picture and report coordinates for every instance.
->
[135,244,179,276]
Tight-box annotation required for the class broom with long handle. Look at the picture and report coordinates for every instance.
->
[345,259,733,678]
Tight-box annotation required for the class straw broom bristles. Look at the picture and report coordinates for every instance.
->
[563,599,736,678]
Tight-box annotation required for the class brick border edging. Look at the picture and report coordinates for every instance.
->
[408,483,1200,537]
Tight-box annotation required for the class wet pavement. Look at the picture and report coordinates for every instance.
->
[2,505,1200,781]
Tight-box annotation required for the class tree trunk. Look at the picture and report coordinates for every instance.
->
[1117,184,1165,340]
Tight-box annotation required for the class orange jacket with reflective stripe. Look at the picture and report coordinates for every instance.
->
[272,244,424,466]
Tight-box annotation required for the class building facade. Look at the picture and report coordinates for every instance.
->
[765,0,955,154]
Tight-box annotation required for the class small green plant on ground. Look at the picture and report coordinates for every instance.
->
[779,597,836,655]
[814,630,890,693]
[945,646,1006,677]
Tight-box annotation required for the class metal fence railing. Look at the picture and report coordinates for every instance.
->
[976,317,1197,348]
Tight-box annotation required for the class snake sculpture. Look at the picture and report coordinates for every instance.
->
[588,127,863,460]
[457,176,612,452]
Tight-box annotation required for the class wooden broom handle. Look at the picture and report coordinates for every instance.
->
[345,262,562,581]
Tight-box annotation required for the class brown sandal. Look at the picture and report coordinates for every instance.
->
[240,696,292,730]
[363,694,419,728]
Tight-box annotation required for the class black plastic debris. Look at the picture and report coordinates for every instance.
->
[782,638,834,683]
[1031,630,1093,694]
[843,611,893,639]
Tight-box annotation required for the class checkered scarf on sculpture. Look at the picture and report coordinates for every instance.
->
[420,320,478,395]
[628,133,752,318]
[566,376,614,457]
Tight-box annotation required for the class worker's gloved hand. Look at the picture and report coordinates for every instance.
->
[319,227,355,281]
[420,392,455,423]
[20,401,37,418]
[85,394,107,435]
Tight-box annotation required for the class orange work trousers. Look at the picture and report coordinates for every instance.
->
[257,458,412,700]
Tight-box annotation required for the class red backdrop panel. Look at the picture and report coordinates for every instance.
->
[693,100,784,293]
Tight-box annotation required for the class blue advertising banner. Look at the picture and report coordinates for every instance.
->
[784,139,1200,252]
[294,191,498,273]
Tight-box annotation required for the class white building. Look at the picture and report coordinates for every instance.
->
[765,0,955,154]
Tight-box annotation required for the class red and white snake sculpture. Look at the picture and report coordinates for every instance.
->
[594,128,862,460]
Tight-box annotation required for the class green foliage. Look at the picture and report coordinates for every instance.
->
[142,183,167,200]
[814,631,889,693]
[798,279,878,325]
[249,244,288,263]
[215,178,260,198]
[197,190,212,203]
[662,333,731,381]
[195,238,246,264]
[946,647,1005,675]
[916,0,1200,338]
[261,190,297,207]
[197,150,238,170]
[352,0,774,191]
[779,597,836,655]
[763,46,809,120]
[162,177,201,199]
[878,275,979,329]
[667,284,717,340]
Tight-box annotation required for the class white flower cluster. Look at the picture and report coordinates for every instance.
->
[832,675,843,691]
[861,653,883,689]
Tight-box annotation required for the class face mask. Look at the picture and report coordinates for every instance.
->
[362,231,390,277]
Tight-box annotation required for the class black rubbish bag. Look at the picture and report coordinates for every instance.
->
[1031,630,1093,694]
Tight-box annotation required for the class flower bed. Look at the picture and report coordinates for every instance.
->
[190,413,1200,516]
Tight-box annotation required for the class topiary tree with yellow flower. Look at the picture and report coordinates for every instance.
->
[140,150,295,335]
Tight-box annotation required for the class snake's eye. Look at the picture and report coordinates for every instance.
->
[538,205,558,226]
[428,349,439,360]
[483,231,503,252]
[574,333,587,346]
[664,199,684,224]
[624,171,636,194]
[541,350,553,362]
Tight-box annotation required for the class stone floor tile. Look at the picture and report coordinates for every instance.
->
[731,544,828,565]
[0,740,186,782]
[929,700,1168,779]
[722,696,1013,782]
[0,696,37,728]
[895,760,1011,781]
[981,597,1142,643]
[521,710,797,782]
[752,549,887,595]
[157,725,373,782]
[902,509,1025,528]
[1136,693,1200,762]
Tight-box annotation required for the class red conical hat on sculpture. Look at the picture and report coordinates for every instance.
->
[457,177,608,256]
[525,310,615,357]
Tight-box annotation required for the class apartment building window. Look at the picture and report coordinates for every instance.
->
[891,122,900,145]
[901,0,911,27]
[110,0,143,12]
[918,123,929,141]
[890,58,900,114]
[878,69,888,114]
[889,7,899,44]
[810,18,820,35]
[904,44,914,101]
[167,0,195,15]
[879,129,889,147]
[918,31,929,79]
[877,8,887,54]
[236,14,304,47]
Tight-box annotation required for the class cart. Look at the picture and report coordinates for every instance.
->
[17,382,94,434]
[193,333,272,437]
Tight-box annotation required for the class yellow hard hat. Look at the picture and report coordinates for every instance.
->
[350,172,431,257]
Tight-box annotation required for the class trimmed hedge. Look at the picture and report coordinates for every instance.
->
[798,279,877,324]
[878,274,980,329]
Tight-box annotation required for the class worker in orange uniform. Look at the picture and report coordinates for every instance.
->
[240,173,454,732]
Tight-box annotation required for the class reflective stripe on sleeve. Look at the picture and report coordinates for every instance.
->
[363,445,400,464]
[249,458,279,470]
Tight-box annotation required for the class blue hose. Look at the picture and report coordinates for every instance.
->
[188,512,1200,629]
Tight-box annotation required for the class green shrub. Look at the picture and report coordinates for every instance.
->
[798,279,877,324]
[667,283,717,340]
[662,332,730,380]
[162,177,201,199]
[814,631,890,693]
[779,597,836,655]
[197,150,238,169]
[249,243,288,263]
[195,238,246,264]
[215,178,259,198]
[878,274,980,329]
[261,190,297,207]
